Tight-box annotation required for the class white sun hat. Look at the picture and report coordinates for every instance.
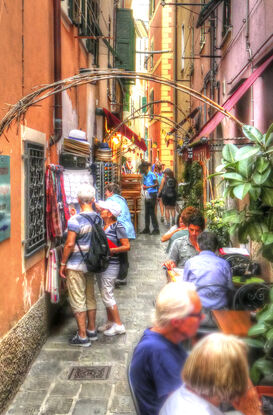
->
[98,200,121,218]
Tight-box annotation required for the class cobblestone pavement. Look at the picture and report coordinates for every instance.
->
[5,217,167,415]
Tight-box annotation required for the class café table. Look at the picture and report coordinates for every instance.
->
[167,269,183,282]
[211,309,253,337]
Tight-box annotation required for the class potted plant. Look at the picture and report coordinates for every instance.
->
[244,285,273,385]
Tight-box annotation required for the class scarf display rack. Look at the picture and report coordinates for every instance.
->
[46,164,70,241]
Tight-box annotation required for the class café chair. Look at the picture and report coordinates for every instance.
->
[127,361,141,415]
[197,284,235,310]
[232,283,270,310]
[194,284,235,340]
[256,386,273,415]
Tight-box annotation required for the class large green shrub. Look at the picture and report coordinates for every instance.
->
[179,161,203,210]
[204,199,230,247]
[212,123,273,262]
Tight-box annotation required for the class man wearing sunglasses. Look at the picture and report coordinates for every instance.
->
[129,282,203,415]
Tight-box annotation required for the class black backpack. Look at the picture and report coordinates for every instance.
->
[163,177,177,198]
[76,213,110,273]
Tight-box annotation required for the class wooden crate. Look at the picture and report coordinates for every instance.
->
[121,174,142,193]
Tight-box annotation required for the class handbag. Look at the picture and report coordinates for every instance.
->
[144,189,151,200]
[118,252,129,280]
[113,222,129,280]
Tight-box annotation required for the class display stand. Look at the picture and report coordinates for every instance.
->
[92,161,119,200]
[121,174,142,232]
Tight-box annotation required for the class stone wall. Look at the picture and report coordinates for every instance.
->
[0,295,54,414]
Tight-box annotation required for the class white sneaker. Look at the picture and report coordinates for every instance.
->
[103,323,126,336]
[98,321,113,332]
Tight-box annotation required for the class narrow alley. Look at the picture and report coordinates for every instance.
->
[1,1,273,414]
[5,224,166,415]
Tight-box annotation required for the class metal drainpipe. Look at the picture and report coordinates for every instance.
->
[50,0,62,147]
[174,0,178,177]
[246,0,254,125]
[210,12,216,191]
[22,0,25,96]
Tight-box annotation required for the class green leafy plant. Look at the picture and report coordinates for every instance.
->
[179,161,203,210]
[212,123,273,262]
[245,286,273,384]
[204,199,230,247]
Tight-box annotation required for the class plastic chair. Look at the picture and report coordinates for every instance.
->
[127,362,141,415]
[232,283,270,310]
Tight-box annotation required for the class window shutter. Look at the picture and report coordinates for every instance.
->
[123,87,130,112]
[115,9,135,71]
[142,96,147,113]
[69,0,82,25]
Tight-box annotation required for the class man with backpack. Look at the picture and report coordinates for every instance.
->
[60,184,102,347]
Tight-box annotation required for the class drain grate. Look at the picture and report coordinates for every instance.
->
[68,366,111,380]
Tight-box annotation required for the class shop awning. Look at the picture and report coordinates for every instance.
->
[103,108,147,152]
[191,53,273,145]
[196,0,224,28]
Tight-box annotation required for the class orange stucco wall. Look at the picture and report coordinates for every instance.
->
[148,0,174,167]
[0,1,89,337]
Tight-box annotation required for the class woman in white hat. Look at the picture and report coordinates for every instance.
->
[97,199,130,336]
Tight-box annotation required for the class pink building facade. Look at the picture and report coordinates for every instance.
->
[183,0,273,184]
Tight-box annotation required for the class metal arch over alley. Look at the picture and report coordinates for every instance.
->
[0,69,243,140]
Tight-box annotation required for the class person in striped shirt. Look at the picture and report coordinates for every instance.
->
[60,184,101,347]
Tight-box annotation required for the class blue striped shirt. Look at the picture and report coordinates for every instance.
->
[66,212,102,272]
[105,222,128,265]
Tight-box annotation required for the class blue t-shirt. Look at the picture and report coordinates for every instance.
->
[107,194,136,239]
[130,329,187,415]
[143,171,157,193]
[156,172,164,186]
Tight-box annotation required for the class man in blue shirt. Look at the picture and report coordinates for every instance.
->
[140,160,159,235]
[183,232,233,309]
[129,282,203,415]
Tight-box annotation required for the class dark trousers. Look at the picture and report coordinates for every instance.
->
[144,193,159,231]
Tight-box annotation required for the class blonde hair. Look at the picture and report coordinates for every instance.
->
[182,333,249,402]
[154,282,197,328]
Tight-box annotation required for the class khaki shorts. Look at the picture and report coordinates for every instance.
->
[66,269,96,313]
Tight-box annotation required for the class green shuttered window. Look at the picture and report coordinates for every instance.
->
[115,9,135,72]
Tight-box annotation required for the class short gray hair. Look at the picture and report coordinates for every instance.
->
[77,184,95,203]
[154,282,196,328]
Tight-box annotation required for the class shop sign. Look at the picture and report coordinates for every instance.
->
[192,144,210,161]
[0,155,10,242]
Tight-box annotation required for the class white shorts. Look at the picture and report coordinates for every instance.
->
[97,263,120,308]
